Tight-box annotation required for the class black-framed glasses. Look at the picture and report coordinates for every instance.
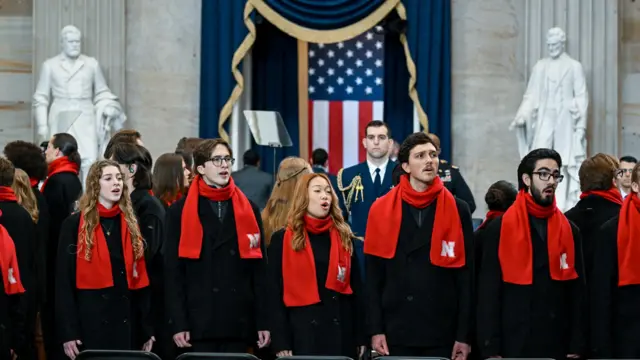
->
[209,156,235,167]
[533,171,564,183]
[617,168,634,177]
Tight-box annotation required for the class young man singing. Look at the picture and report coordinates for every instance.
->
[165,139,270,353]
[364,132,474,360]
[476,148,586,359]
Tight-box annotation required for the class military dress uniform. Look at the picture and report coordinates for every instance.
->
[337,161,396,277]
[438,159,476,213]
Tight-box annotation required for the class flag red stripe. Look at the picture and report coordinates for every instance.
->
[328,101,344,174]
[358,102,373,163]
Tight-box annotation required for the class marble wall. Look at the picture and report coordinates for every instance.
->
[621,0,640,156]
[451,0,526,216]
[0,0,32,148]
[125,0,201,159]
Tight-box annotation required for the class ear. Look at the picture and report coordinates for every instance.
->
[522,173,531,188]
[196,164,206,176]
[129,164,138,176]
[632,182,640,194]
[401,162,410,174]
[361,137,367,149]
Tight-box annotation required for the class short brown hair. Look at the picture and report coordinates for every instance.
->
[175,137,204,153]
[632,162,640,185]
[103,129,141,159]
[578,153,620,192]
[193,139,233,170]
[0,157,16,187]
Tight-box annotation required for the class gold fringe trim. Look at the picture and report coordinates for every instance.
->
[217,1,257,143]
[394,2,429,133]
[248,0,400,43]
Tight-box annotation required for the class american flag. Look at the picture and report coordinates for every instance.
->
[307,27,385,174]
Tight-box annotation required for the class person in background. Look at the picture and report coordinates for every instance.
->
[175,137,204,179]
[56,160,153,358]
[164,139,270,353]
[0,159,37,360]
[42,133,82,360]
[427,133,476,213]
[232,149,273,211]
[591,162,640,358]
[617,156,637,199]
[3,141,50,359]
[102,129,143,159]
[365,133,474,359]
[337,121,396,277]
[475,180,517,259]
[262,157,312,246]
[152,153,189,209]
[389,139,400,162]
[476,148,585,359]
[267,173,365,358]
[565,153,623,281]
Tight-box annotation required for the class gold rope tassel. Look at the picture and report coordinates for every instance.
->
[217,2,258,143]
[394,2,429,133]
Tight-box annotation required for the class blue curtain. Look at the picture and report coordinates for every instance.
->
[263,0,386,29]
[383,0,452,161]
[199,0,249,139]
[251,20,300,175]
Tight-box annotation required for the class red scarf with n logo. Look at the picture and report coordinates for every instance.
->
[364,175,465,267]
[0,224,25,295]
[179,176,262,259]
[499,190,577,284]
[76,204,149,290]
[282,215,352,307]
[617,194,640,286]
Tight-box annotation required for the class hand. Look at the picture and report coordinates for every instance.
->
[567,354,580,359]
[173,331,191,348]
[371,334,389,356]
[257,330,271,349]
[276,350,292,357]
[63,340,82,360]
[358,346,366,358]
[575,127,586,139]
[142,336,155,352]
[451,341,471,360]
[103,105,119,119]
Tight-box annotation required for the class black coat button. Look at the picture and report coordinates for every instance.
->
[407,295,414,301]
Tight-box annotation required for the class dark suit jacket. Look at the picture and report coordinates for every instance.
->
[232,165,274,211]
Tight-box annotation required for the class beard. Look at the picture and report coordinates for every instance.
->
[531,182,555,207]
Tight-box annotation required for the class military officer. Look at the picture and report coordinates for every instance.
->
[337,120,395,277]
[428,133,476,213]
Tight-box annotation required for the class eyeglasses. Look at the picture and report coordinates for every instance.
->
[533,171,564,183]
[209,156,235,167]
[617,168,634,177]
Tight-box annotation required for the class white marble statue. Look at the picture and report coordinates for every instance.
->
[510,27,588,211]
[33,25,126,185]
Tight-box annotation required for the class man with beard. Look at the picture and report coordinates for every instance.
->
[365,132,474,359]
[337,121,395,276]
[476,148,586,359]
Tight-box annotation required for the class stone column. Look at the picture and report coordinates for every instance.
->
[32,0,126,133]
[522,0,620,155]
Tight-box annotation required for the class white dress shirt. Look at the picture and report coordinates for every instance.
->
[367,159,389,183]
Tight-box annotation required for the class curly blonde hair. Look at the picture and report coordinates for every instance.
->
[77,160,144,261]
[12,168,39,223]
[261,157,312,245]
[287,173,355,253]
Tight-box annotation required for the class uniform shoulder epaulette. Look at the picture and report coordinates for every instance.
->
[440,159,448,164]
[336,166,363,212]
[452,164,459,169]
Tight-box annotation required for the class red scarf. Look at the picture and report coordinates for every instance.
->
[580,187,623,206]
[282,215,352,307]
[179,176,262,259]
[0,187,17,202]
[41,156,79,192]
[0,225,25,295]
[499,190,577,284]
[160,192,183,207]
[76,204,149,290]
[29,178,39,188]
[477,210,505,230]
[364,176,465,267]
[617,194,640,286]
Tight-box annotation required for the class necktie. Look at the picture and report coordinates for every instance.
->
[374,168,381,195]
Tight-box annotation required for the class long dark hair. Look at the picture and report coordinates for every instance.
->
[152,153,187,205]
[52,133,81,168]
[110,143,153,190]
